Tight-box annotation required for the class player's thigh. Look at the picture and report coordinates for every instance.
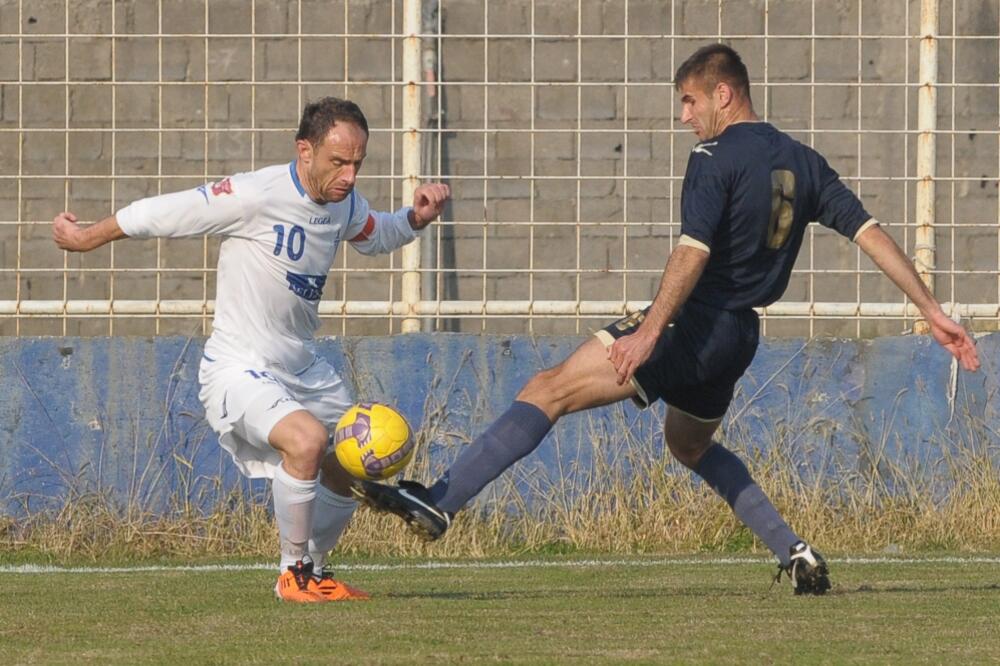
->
[285,360,357,489]
[607,302,758,421]
[290,358,355,431]
[517,336,638,418]
[200,362,310,453]
[267,408,331,461]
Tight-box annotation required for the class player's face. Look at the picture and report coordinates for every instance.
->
[299,122,368,204]
[678,78,721,141]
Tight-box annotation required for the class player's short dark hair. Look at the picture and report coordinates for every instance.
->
[295,97,369,145]
[674,44,752,101]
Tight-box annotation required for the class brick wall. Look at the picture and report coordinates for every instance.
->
[1,0,997,337]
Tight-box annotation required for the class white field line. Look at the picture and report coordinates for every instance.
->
[2,556,999,575]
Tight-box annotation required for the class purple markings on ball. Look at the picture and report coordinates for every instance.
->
[333,424,351,444]
[351,412,371,446]
[335,411,371,446]
[361,435,415,476]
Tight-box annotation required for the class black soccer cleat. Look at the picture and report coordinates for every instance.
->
[351,479,452,541]
[776,541,832,595]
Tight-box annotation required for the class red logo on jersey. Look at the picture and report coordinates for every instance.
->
[211,178,233,196]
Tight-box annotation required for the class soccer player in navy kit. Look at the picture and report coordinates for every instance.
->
[354,45,980,593]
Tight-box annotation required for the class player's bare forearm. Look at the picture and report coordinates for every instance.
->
[855,224,941,318]
[857,223,980,371]
[52,213,128,252]
[641,244,710,335]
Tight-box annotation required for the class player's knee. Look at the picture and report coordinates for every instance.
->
[281,421,329,468]
[319,452,356,496]
[664,430,712,469]
[663,409,721,469]
[517,367,571,417]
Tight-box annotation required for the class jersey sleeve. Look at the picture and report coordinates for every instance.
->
[814,156,874,241]
[679,152,729,252]
[343,191,418,256]
[115,174,256,240]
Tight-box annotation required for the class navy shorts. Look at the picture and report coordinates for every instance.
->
[595,300,759,421]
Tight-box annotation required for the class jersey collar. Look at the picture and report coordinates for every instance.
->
[289,160,307,198]
[290,159,354,214]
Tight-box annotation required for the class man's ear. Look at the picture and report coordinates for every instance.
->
[715,81,733,108]
[295,139,313,163]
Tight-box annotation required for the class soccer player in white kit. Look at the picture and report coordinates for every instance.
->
[52,97,450,603]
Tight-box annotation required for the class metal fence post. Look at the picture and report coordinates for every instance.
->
[401,0,423,333]
[914,0,939,331]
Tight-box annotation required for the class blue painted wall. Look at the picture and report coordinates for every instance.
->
[1,334,996,515]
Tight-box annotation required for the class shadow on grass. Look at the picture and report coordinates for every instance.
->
[836,582,1000,596]
[382,585,763,602]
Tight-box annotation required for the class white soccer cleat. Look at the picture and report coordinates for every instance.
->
[783,541,832,595]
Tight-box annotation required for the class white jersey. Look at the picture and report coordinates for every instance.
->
[117,162,416,374]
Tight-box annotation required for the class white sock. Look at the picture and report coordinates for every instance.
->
[308,483,357,570]
[272,463,318,572]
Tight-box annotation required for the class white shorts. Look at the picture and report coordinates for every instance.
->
[198,353,354,479]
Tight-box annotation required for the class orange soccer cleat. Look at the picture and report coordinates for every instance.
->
[312,566,371,601]
[274,558,327,603]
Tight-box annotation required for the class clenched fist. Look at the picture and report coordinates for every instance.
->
[52,212,126,252]
[409,183,451,230]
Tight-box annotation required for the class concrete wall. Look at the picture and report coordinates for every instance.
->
[1,333,996,515]
[1,0,998,338]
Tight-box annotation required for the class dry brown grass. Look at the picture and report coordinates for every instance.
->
[3,402,999,562]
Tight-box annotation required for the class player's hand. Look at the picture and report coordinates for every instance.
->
[410,183,450,229]
[926,310,980,372]
[52,211,88,252]
[608,328,657,386]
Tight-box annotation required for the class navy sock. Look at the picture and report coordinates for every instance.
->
[694,443,800,566]
[429,401,553,514]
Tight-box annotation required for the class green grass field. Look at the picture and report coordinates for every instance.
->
[1,556,998,664]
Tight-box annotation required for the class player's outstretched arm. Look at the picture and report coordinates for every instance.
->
[407,183,450,230]
[349,183,452,256]
[52,212,128,253]
[856,224,980,372]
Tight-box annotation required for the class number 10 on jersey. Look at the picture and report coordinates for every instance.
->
[273,224,306,260]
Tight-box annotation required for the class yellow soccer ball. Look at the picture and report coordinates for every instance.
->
[333,403,415,480]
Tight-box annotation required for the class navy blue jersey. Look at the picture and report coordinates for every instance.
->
[680,122,873,310]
